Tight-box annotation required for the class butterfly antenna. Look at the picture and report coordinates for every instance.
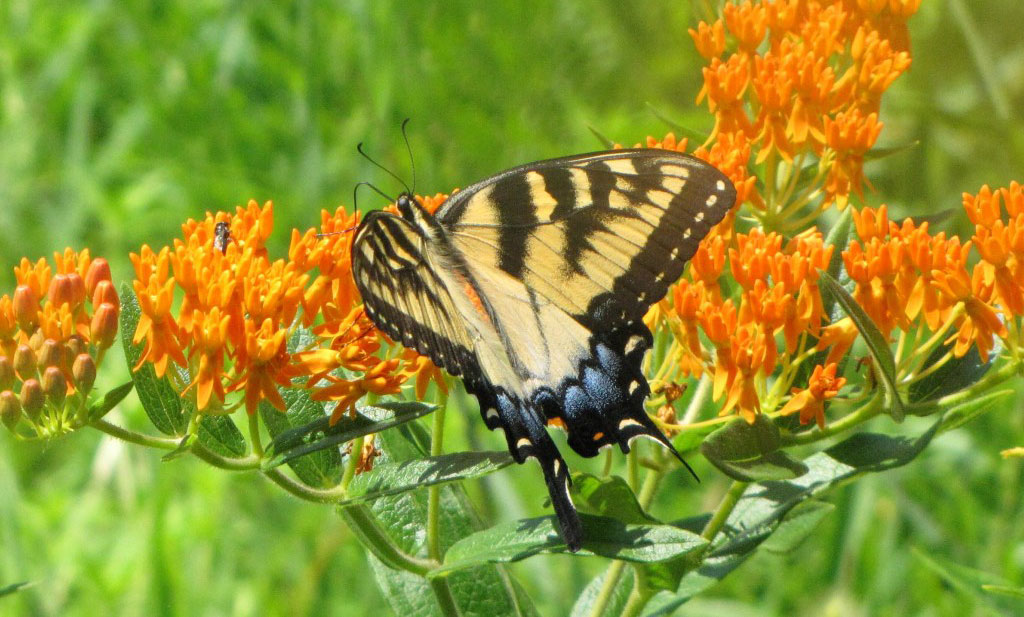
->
[357,142,411,194]
[400,118,417,195]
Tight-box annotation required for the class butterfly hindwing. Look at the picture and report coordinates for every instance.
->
[352,149,736,550]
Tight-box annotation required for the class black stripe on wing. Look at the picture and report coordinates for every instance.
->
[351,211,476,377]
[438,149,736,332]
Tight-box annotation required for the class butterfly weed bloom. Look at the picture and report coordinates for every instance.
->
[693,0,916,230]
[0,249,116,437]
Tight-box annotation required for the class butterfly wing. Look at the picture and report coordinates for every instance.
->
[352,207,583,548]
[438,149,734,454]
[352,149,736,550]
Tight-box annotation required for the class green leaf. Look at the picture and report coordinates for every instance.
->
[908,342,994,403]
[260,387,343,487]
[913,547,1022,611]
[938,390,1015,435]
[864,140,919,160]
[87,381,135,421]
[587,126,616,149]
[572,473,657,524]
[433,515,707,577]
[0,581,31,597]
[982,586,1024,599]
[760,500,834,554]
[263,400,436,470]
[652,420,943,612]
[701,415,808,482]
[161,434,197,462]
[360,421,539,617]
[196,415,247,458]
[340,451,513,505]
[118,283,187,435]
[818,270,905,421]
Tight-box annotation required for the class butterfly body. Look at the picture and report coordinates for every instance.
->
[352,149,736,550]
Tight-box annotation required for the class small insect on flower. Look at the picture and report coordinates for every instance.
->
[214,221,232,254]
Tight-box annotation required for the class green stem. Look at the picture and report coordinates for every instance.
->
[620,567,656,617]
[586,560,628,617]
[627,443,640,490]
[427,392,449,562]
[907,359,1021,416]
[191,444,261,471]
[783,394,883,445]
[90,418,181,449]
[338,505,437,575]
[429,578,462,617]
[701,480,748,542]
[248,411,264,457]
[340,435,365,491]
[263,467,347,502]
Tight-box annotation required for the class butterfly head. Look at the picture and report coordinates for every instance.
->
[395,192,419,221]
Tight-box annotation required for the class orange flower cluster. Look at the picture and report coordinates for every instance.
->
[0,249,115,434]
[845,188,1024,363]
[691,0,918,218]
[130,199,446,422]
[661,227,833,422]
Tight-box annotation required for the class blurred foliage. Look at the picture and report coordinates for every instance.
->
[1,1,1023,616]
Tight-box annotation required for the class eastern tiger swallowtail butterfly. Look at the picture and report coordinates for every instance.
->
[351,148,736,550]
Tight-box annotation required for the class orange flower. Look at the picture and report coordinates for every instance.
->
[402,348,448,400]
[931,265,1008,363]
[779,363,846,428]
[231,318,294,414]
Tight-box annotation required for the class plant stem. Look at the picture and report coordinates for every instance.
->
[90,418,181,449]
[338,505,437,575]
[586,560,628,617]
[701,480,748,542]
[783,394,882,445]
[427,393,449,562]
[620,563,656,617]
[430,578,463,617]
[340,435,365,491]
[262,467,347,502]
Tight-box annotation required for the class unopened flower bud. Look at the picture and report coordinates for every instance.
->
[13,285,39,330]
[42,366,67,407]
[38,338,63,369]
[0,356,14,391]
[19,378,44,419]
[91,280,120,311]
[0,390,20,430]
[67,272,87,308]
[72,353,96,393]
[90,303,119,349]
[47,273,74,308]
[13,344,37,380]
[84,258,112,297]
[65,335,86,360]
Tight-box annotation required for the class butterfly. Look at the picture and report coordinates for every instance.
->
[351,148,735,550]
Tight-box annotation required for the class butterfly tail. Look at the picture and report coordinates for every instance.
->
[472,384,584,551]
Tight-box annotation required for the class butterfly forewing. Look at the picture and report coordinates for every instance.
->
[438,150,735,329]
[351,148,736,551]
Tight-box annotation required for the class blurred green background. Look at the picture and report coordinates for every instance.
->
[2,1,1023,615]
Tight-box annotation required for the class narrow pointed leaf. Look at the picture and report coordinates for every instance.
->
[263,400,435,469]
[819,270,904,420]
[339,451,513,505]
[0,581,31,597]
[87,381,135,421]
[938,389,1014,434]
[260,388,343,486]
[118,283,187,435]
